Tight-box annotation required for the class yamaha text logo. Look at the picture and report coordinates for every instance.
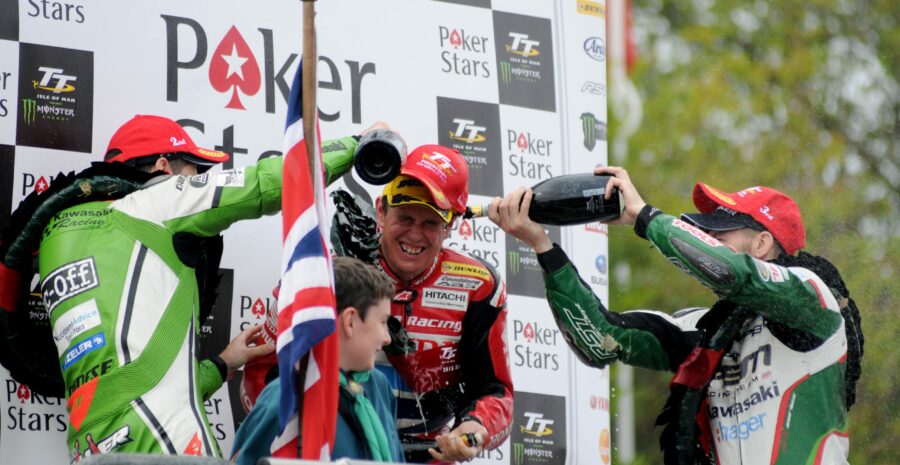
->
[492,11,556,111]
[437,25,491,78]
[16,43,94,152]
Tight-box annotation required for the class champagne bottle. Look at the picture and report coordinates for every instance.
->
[465,173,623,226]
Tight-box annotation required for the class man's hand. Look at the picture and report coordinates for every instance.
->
[218,324,275,381]
[487,187,553,253]
[594,166,647,226]
[428,420,487,463]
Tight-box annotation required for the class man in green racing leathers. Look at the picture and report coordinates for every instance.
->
[34,115,377,462]
[487,166,861,465]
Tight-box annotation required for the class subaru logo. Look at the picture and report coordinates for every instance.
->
[595,255,607,274]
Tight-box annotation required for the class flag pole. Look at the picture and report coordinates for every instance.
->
[297,0,317,457]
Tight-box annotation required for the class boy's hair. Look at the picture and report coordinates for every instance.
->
[333,256,393,320]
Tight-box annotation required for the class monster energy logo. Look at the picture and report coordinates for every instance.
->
[22,99,37,125]
[500,61,512,85]
[508,251,520,275]
[512,443,525,465]
[580,112,608,151]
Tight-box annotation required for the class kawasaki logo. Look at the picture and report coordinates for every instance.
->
[22,98,37,125]
[708,382,781,418]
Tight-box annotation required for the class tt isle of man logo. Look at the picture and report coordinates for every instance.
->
[506,32,540,57]
[32,66,77,93]
[449,118,486,143]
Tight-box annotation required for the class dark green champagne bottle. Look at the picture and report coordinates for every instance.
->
[465,173,622,226]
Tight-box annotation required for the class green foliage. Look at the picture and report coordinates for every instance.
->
[608,1,899,463]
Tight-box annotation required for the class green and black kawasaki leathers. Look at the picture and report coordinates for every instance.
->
[540,211,848,465]
[38,137,358,462]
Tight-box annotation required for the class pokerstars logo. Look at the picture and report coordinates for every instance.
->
[449,118,487,144]
[162,15,375,121]
[16,383,29,403]
[21,171,57,196]
[208,26,261,110]
[239,295,273,320]
[437,25,491,78]
[512,320,561,371]
[448,219,501,268]
[457,219,473,240]
[506,128,554,181]
[5,380,68,432]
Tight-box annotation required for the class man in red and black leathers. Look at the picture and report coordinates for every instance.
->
[374,145,513,463]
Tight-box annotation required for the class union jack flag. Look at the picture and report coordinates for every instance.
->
[271,60,339,460]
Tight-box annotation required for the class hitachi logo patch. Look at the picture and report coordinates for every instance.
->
[422,287,468,311]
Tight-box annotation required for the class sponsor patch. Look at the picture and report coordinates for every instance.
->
[215,168,245,187]
[72,425,133,462]
[441,261,490,280]
[62,332,106,371]
[188,173,209,188]
[434,274,483,291]
[42,257,100,313]
[672,219,722,248]
[753,259,770,282]
[766,263,787,283]
[406,315,463,332]
[422,287,469,311]
[53,299,102,355]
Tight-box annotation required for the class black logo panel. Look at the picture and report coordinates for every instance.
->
[506,226,560,297]
[16,43,94,153]
[510,391,567,465]
[437,96,502,197]
[493,11,556,112]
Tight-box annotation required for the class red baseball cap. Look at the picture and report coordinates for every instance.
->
[681,183,805,254]
[104,115,229,169]
[390,144,469,214]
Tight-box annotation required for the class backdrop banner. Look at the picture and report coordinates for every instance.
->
[0,1,609,464]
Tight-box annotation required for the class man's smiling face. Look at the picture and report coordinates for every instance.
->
[376,203,448,283]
